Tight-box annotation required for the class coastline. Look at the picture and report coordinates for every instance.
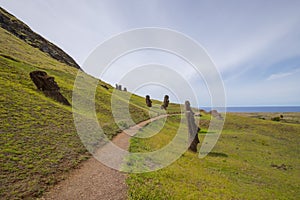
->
[201,106,300,113]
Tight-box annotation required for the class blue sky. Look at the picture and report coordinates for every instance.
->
[1,0,300,106]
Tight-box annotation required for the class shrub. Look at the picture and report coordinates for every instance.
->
[271,117,280,122]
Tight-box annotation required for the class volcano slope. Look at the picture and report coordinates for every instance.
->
[0,13,180,199]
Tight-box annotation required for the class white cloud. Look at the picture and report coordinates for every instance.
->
[267,68,300,81]
[205,10,300,76]
[267,72,293,81]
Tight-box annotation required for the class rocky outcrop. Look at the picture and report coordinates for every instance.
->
[0,7,81,70]
[30,71,71,106]
[101,84,109,90]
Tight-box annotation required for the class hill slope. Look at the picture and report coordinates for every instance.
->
[127,114,300,199]
[0,13,180,199]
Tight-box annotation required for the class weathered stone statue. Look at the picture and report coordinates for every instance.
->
[118,85,122,91]
[123,87,127,92]
[210,110,223,119]
[185,100,200,152]
[29,71,71,106]
[115,84,118,89]
[161,95,169,110]
[145,95,152,107]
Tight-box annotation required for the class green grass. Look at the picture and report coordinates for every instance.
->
[0,26,181,199]
[127,113,300,199]
[234,112,300,124]
[5,18,298,200]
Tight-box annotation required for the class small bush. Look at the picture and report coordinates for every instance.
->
[271,117,280,122]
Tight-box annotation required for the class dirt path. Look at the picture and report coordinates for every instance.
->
[43,114,169,200]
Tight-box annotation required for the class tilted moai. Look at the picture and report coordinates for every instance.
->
[161,95,169,110]
[29,71,71,106]
[145,95,152,107]
[185,100,200,152]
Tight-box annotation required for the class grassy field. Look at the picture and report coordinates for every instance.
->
[0,26,181,199]
[127,113,300,199]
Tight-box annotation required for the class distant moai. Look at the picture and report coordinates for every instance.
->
[161,95,169,110]
[185,100,200,152]
[145,95,152,107]
[116,84,126,91]
[209,110,223,120]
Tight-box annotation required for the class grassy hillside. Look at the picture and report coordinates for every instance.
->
[0,26,180,199]
[127,113,300,199]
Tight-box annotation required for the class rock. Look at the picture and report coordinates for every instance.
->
[271,164,289,170]
[145,95,152,107]
[101,84,109,90]
[29,71,71,106]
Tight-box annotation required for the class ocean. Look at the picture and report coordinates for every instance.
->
[201,106,300,113]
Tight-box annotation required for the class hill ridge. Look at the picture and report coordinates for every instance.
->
[0,7,82,70]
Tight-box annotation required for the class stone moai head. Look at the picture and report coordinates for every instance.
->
[146,95,152,107]
[185,100,191,111]
[161,95,169,110]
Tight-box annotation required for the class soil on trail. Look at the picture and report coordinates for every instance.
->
[43,115,168,200]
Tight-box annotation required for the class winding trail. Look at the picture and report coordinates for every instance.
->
[43,114,169,200]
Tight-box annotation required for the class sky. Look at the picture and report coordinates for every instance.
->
[1,0,300,106]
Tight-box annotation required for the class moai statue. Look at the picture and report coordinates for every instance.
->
[145,95,152,107]
[161,95,169,110]
[115,84,119,90]
[29,71,71,106]
[123,87,127,92]
[185,100,200,152]
[118,85,122,91]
